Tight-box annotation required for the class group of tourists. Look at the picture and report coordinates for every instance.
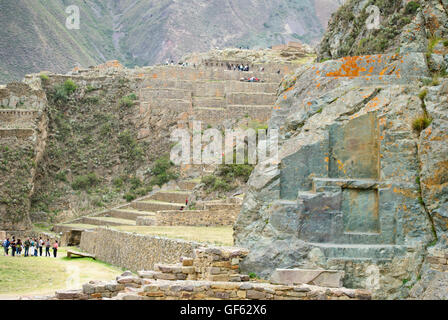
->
[240,76,262,83]
[227,64,251,72]
[2,237,59,258]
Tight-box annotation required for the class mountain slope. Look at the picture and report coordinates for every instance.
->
[0,0,342,83]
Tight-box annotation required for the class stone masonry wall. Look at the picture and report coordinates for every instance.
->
[47,245,371,301]
[79,228,203,272]
[137,209,237,227]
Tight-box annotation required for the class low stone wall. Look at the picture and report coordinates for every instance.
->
[46,245,371,301]
[137,209,237,227]
[79,228,203,271]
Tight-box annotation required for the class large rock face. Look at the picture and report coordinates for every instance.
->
[235,0,448,300]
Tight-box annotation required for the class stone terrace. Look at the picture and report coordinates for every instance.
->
[55,179,241,234]
[132,65,285,126]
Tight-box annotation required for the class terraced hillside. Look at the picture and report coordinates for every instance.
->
[0,0,342,83]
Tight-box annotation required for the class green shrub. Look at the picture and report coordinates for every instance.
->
[405,1,420,14]
[217,163,254,183]
[118,130,144,162]
[202,175,217,187]
[123,193,137,202]
[248,272,258,279]
[120,93,138,108]
[431,74,441,86]
[63,79,78,95]
[427,37,441,59]
[82,96,100,104]
[149,156,179,187]
[212,178,232,192]
[55,171,68,182]
[112,177,124,188]
[40,74,49,81]
[52,79,78,102]
[419,89,428,100]
[71,173,100,190]
[412,115,432,133]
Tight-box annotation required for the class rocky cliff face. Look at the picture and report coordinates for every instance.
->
[0,0,342,84]
[235,0,448,299]
[317,0,448,61]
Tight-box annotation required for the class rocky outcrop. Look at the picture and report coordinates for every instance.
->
[234,53,447,298]
[317,0,448,64]
[235,2,448,297]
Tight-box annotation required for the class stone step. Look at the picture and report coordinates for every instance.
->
[226,105,272,121]
[78,216,136,227]
[270,269,345,288]
[149,191,191,204]
[177,180,199,190]
[0,128,34,139]
[309,243,409,261]
[141,88,190,100]
[144,99,191,112]
[192,97,226,109]
[201,203,241,211]
[131,200,186,212]
[226,92,276,105]
[104,209,155,221]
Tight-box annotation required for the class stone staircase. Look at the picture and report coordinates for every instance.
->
[55,177,242,232]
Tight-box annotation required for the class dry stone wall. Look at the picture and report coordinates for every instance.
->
[137,209,237,227]
[79,228,203,272]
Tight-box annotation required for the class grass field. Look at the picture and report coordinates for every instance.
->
[0,247,124,299]
[113,226,234,246]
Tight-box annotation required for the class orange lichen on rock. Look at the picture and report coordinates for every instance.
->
[326,56,368,78]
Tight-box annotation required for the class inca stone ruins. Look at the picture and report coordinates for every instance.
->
[1,0,448,301]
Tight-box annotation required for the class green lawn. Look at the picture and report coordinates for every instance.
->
[0,247,124,298]
[113,226,234,246]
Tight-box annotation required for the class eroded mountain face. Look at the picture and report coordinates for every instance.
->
[235,0,448,299]
[0,0,342,83]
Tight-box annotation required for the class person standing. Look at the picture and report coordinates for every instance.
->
[29,238,35,257]
[34,238,38,257]
[24,238,30,257]
[53,241,58,258]
[16,239,22,257]
[10,239,16,257]
[3,238,9,256]
[45,239,51,257]
[38,237,43,256]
